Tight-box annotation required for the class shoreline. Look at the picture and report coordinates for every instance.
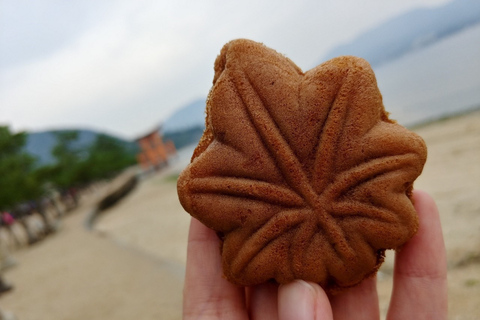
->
[406,104,480,130]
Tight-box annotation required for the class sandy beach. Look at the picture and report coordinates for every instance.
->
[0,109,479,319]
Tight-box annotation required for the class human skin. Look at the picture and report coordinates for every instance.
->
[183,190,447,320]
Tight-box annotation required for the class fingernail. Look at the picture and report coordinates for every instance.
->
[279,280,316,320]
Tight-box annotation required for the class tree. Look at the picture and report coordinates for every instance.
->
[47,130,83,190]
[0,126,43,210]
[44,131,136,188]
[78,134,136,183]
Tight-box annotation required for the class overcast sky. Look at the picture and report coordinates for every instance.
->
[0,0,452,139]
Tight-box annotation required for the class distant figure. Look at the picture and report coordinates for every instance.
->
[0,212,20,251]
[0,239,16,273]
[33,199,56,236]
[0,308,17,320]
[0,222,17,274]
[44,183,66,218]
[50,190,65,218]
[0,276,12,294]
[13,204,40,245]
[1,212,19,247]
[1,212,14,227]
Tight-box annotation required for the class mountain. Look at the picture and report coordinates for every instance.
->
[160,98,206,150]
[373,22,480,126]
[25,129,137,166]
[161,98,206,133]
[25,98,208,164]
[163,126,204,151]
[316,0,480,126]
[321,0,480,67]
[38,0,476,157]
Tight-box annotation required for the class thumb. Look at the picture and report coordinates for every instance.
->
[278,280,333,320]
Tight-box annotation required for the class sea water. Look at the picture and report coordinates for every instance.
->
[375,23,480,127]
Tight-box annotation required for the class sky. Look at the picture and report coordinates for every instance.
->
[0,0,453,139]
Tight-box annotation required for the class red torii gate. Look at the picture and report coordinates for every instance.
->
[135,127,176,171]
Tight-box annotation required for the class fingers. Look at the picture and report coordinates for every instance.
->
[278,280,333,320]
[247,282,278,319]
[387,190,448,320]
[329,276,380,320]
[183,218,248,320]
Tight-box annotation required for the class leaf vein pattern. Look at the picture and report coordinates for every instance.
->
[230,69,355,262]
[190,177,305,207]
[326,153,420,199]
[312,73,352,194]
[231,209,310,276]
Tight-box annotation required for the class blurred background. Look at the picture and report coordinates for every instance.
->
[0,0,479,319]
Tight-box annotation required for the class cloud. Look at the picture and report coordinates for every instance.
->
[0,0,452,139]
[1,1,202,137]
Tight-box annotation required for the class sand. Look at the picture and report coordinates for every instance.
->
[0,182,186,320]
[0,109,479,319]
[377,109,480,319]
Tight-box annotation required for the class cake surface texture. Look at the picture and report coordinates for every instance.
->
[177,39,427,293]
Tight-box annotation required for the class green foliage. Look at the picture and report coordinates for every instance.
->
[161,173,179,183]
[46,132,136,188]
[78,134,137,183]
[0,127,137,210]
[51,131,80,161]
[0,126,43,210]
[0,126,27,155]
[48,130,83,189]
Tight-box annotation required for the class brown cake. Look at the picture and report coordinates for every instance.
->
[177,39,427,293]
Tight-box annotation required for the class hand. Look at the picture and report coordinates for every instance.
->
[183,190,447,319]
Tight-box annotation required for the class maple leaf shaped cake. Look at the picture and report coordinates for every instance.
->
[177,39,427,293]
